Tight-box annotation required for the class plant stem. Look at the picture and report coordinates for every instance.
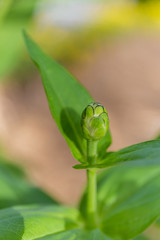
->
[87,140,97,165]
[87,168,97,228]
[86,140,98,229]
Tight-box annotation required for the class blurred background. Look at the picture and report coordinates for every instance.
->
[0,0,160,235]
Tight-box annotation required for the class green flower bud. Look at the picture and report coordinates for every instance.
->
[81,102,109,141]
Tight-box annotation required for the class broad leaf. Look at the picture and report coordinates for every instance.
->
[24,32,111,162]
[80,162,160,239]
[0,157,56,209]
[37,229,112,240]
[0,205,80,240]
[97,140,160,168]
[99,165,160,239]
[24,32,92,162]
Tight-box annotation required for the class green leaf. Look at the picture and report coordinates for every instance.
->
[96,140,160,168]
[99,165,160,239]
[80,162,160,239]
[24,32,91,162]
[0,205,80,240]
[24,32,111,162]
[0,156,57,209]
[37,229,112,240]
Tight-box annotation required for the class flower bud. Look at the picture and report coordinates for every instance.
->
[81,102,109,141]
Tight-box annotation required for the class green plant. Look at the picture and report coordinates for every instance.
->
[0,32,160,240]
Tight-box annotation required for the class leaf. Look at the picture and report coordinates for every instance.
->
[24,32,91,162]
[0,156,57,209]
[99,165,160,239]
[96,140,160,168]
[24,32,111,162]
[80,161,160,239]
[37,229,112,240]
[0,205,80,240]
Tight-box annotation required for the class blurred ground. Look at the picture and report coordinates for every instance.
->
[0,33,160,205]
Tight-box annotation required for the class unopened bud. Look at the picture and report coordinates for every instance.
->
[81,102,109,141]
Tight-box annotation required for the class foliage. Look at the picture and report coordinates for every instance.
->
[0,155,56,209]
[0,32,159,240]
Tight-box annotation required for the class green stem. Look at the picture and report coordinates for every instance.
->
[86,140,98,229]
[87,140,98,165]
[87,168,97,228]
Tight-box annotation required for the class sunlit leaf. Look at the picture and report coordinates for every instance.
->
[0,205,80,240]
[99,164,160,239]
[38,229,112,240]
[96,140,160,168]
[24,32,111,162]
